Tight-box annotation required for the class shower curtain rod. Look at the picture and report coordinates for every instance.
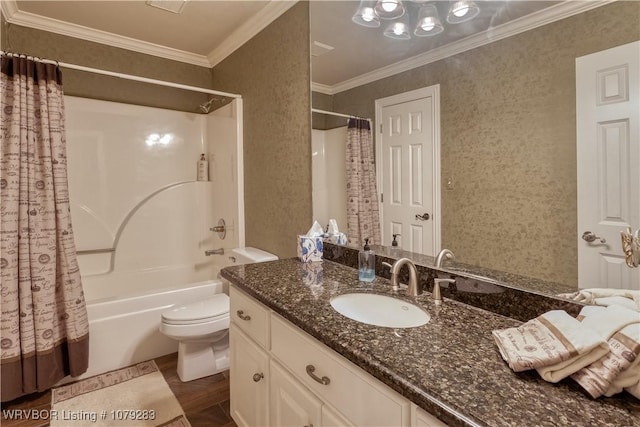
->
[312,108,371,122]
[0,51,241,99]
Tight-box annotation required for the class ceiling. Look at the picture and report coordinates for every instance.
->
[2,0,611,93]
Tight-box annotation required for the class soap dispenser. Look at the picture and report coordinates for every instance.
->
[358,238,376,282]
[391,233,401,257]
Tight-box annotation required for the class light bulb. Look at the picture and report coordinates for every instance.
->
[362,7,375,21]
[447,1,479,24]
[420,18,435,32]
[382,0,398,12]
[453,4,469,17]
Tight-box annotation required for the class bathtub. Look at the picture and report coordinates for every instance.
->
[69,262,233,381]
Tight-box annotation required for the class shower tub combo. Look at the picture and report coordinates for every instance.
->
[62,95,245,381]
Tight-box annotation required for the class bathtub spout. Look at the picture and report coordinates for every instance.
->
[205,248,224,256]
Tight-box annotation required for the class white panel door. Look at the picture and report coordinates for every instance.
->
[577,41,640,290]
[269,360,322,427]
[377,86,440,256]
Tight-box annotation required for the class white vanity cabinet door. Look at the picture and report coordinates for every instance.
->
[270,359,322,427]
[322,404,356,427]
[412,404,450,427]
[229,325,269,427]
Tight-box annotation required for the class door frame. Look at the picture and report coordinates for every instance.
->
[374,85,441,254]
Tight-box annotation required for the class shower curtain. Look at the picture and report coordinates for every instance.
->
[346,118,381,247]
[1,54,89,402]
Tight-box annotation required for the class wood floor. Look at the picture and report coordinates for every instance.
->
[0,353,237,427]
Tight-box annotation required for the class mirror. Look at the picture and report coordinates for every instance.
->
[309,0,640,295]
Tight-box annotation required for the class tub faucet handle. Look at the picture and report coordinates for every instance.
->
[210,218,227,240]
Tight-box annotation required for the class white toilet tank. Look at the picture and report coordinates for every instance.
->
[229,247,278,264]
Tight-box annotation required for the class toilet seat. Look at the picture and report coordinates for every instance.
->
[162,294,229,325]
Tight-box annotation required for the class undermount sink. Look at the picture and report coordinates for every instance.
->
[330,293,430,328]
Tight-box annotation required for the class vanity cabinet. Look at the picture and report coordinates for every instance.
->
[270,313,410,426]
[229,286,271,427]
[229,284,447,427]
[229,327,269,427]
[269,359,322,426]
[412,405,449,427]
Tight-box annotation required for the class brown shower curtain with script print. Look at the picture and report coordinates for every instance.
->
[346,118,381,247]
[0,54,89,402]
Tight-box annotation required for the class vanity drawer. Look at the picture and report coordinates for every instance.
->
[270,313,410,427]
[230,285,270,349]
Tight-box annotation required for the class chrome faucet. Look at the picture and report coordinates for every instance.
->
[434,248,454,268]
[386,258,420,297]
[205,248,224,256]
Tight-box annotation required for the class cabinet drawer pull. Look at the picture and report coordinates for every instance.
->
[237,310,251,321]
[304,425,313,427]
[306,364,330,385]
[252,372,264,382]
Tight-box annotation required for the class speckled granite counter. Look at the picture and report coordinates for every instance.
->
[221,259,640,427]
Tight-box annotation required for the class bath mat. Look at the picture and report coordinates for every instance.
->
[51,360,191,427]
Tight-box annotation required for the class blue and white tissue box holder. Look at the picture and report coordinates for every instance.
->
[325,232,347,245]
[297,236,323,263]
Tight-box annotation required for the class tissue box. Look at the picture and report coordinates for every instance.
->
[297,236,323,263]
[302,262,324,289]
[325,232,347,245]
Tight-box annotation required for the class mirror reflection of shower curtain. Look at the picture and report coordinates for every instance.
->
[346,118,381,246]
[0,54,89,401]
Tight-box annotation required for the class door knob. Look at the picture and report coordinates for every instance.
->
[582,231,606,244]
[415,213,430,221]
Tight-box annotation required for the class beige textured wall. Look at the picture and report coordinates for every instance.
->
[2,19,213,112]
[330,1,640,286]
[212,2,312,258]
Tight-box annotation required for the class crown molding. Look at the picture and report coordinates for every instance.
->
[2,0,297,68]
[207,1,298,67]
[313,0,615,95]
[311,82,333,95]
[1,0,211,67]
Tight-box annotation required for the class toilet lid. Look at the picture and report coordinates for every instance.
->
[162,294,229,324]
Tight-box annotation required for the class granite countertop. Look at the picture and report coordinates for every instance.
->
[221,258,640,427]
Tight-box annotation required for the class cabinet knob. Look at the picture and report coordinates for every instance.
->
[252,372,264,382]
[237,310,251,321]
[306,364,330,385]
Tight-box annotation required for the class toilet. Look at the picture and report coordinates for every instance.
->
[160,247,277,382]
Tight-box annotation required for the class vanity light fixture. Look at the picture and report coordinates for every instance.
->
[352,0,480,40]
[414,4,444,37]
[352,0,381,28]
[446,1,480,24]
[374,0,406,20]
[383,14,411,40]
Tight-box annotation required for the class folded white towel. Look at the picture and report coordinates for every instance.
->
[572,323,640,398]
[558,288,640,311]
[492,310,608,378]
[593,296,639,311]
[579,305,640,340]
[599,322,640,398]
[537,305,638,383]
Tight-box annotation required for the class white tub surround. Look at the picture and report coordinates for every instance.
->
[60,96,245,382]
